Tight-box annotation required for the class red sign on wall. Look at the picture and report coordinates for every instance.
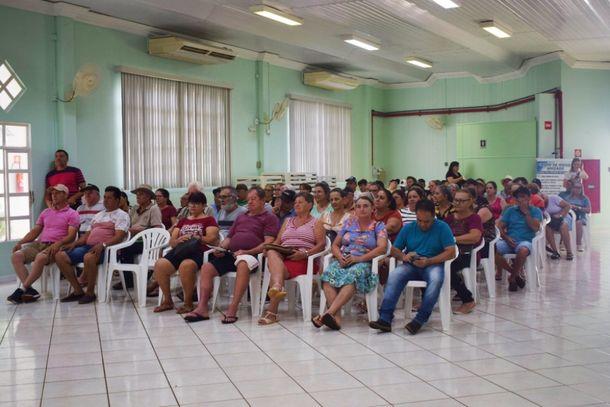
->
[544,121,552,130]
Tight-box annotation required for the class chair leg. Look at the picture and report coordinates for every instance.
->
[249,273,261,317]
[481,260,496,298]
[298,279,312,322]
[52,266,61,300]
[97,265,107,303]
[137,269,147,308]
[366,290,378,322]
[319,288,327,315]
[438,283,451,331]
[260,270,271,316]
[211,276,220,314]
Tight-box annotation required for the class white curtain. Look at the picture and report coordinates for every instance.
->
[122,73,230,189]
[289,98,351,179]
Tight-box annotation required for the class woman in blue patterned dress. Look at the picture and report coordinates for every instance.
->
[313,193,388,330]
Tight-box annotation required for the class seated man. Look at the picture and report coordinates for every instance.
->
[273,189,296,224]
[56,186,130,304]
[76,184,104,235]
[495,186,543,291]
[45,149,86,208]
[7,185,79,303]
[176,182,214,220]
[369,199,456,335]
[216,186,247,238]
[235,183,249,206]
[184,187,279,323]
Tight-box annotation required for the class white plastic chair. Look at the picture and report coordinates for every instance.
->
[105,228,170,306]
[388,245,459,331]
[260,237,331,321]
[461,239,485,302]
[319,238,391,322]
[479,227,501,298]
[503,225,544,292]
[211,252,264,316]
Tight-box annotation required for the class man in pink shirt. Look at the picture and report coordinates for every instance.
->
[7,184,79,304]
[55,186,130,304]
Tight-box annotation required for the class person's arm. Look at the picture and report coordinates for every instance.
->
[579,169,589,181]
[47,226,78,258]
[202,226,219,246]
[13,225,43,252]
[499,196,507,210]
[88,229,127,257]
[414,245,455,267]
[384,215,402,237]
[288,221,326,261]
[523,208,541,231]
[558,199,571,218]
[478,207,493,224]
[353,234,387,263]
[169,227,186,248]
[236,236,275,256]
[455,228,482,245]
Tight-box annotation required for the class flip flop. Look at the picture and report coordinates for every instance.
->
[153,303,174,313]
[184,312,209,323]
[221,315,239,324]
[258,311,279,326]
[311,315,323,328]
[321,313,341,330]
[267,286,287,301]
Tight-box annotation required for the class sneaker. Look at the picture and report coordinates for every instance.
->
[78,294,97,304]
[369,319,392,332]
[21,287,40,303]
[577,245,584,252]
[405,320,422,335]
[508,281,518,292]
[7,288,24,304]
[516,276,526,289]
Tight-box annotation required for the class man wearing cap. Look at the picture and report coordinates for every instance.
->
[76,184,105,235]
[273,189,296,225]
[345,177,357,193]
[499,175,513,201]
[113,184,163,290]
[45,149,86,209]
[56,186,130,304]
[7,184,80,304]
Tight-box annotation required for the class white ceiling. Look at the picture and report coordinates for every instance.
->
[41,0,610,83]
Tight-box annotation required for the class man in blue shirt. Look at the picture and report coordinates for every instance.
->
[495,186,543,291]
[370,199,456,335]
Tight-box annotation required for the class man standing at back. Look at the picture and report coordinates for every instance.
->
[45,149,86,208]
[369,199,456,335]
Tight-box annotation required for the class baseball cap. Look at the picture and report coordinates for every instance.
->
[502,175,513,181]
[51,184,69,194]
[345,176,356,183]
[280,189,296,202]
[82,183,99,192]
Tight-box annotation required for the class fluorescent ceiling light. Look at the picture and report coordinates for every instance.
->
[343,35,380,51]
[479,20,512,38]
[431,0,460,9]
[405,57,433,68]
[250,5,303,26]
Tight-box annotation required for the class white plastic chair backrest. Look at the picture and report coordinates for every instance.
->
[137,228,171,265]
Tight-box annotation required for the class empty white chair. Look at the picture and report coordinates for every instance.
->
[211,252,264,316]
[460,239,485,302]
[479,227,501,298]
[388,245,459,331]
[105,228,170,306]
[260,237,331,321]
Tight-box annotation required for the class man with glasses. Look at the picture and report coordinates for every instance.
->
[216,186,247,238]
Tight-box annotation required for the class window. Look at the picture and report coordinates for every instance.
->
[0,61,26,112]
[289,97,351,179]
[121,72,230,189]
[0,122,32,241]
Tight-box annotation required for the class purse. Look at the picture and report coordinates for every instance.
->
[263,244,296,256]
[169,238,202,262]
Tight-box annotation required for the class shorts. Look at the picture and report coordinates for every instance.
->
[284,259,319,279]
[67,245,105,265]
[548,216,571,232]
[495,239,533,256]
[20,242,52,263]
[163,248,204,269]
[208,253,258,276]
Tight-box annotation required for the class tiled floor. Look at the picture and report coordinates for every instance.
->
[2,227,610,406]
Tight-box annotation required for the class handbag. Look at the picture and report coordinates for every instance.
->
[168,238,201,263]
[263,244,296,256]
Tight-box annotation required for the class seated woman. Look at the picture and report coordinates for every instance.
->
[562,183,591,251]
[432,185,454,221]
[443,189,481,314]
[155,188,177,230]
[485,181,506,221]
[153,192,219,313]
[258,193,326,325]
[392,189,407,211]
[373,189,402,242]
[312,194,387,330]
[445,161,465,187]
[545,194,574,260]
[400,187,425,226]
[320,188,351,242]
[469,187,496,261]
[311,182,332,218]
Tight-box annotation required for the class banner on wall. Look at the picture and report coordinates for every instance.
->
[535,158,572,196]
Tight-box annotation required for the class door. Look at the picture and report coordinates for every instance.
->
[582,159,600,213]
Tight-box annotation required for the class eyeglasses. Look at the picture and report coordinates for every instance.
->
[453,198,471,204]
[218,195,232,199]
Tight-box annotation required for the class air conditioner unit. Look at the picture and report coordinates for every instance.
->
[303,71,360,91]
[148,36,236,65]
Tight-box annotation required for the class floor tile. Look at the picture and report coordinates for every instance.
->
[406,362,475,381]
[456,392,538,407]
[371,382,449,404]
[247,393,320,407]
[483,371,561,391]
[310,387,388,407]
[536,365,610,385]
[106,372,170,393]
[516,385,604,406]
[108,388,177,407]
[293,371,364,392]
[42,378,107,399]
[429,376,505,398]
[234,376,304,399]
[41,394,109,407]
[174,382,242,404]
[45,364,105,382]
[456,357,526,375]
[349,366,422,386]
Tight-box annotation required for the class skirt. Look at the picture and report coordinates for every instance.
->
[320,260,378,294]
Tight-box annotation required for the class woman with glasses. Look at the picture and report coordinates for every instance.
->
[155,188,177,230]
[443,189,481,314]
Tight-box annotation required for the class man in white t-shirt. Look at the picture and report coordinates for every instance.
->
[55,186,130,304]
[76,184,105,235]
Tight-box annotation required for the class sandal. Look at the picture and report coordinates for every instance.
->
[321,313,341,330]
[221,315,239,324]
[258,311,279,325]
[153,302,175,313]
[566,252,574,261]
[267,286,287,301]
[311,315,323,328]
[550,252,560,260]
[176,305,194,314]
[184,311,209,323]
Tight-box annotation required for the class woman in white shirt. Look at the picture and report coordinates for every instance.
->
[564,157,588,188]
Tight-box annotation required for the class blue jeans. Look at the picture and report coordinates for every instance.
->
[379,263,444,326]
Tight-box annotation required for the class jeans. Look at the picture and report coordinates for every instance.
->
[379,263,444,326]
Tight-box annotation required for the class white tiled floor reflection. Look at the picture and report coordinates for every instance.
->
[2,227,610,406]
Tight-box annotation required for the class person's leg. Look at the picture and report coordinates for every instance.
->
[546,225,559,254]
[56,250,83,295]
[494,240,512,278]
[414,264,444,325]
[11,250,30,286]
[509,245,530,283]
[450,254,474,304]
[560,222,573,256]
[189,263,219,317]
[83,251,103,296]
[178,260,198,309]
[576,220,583,247]
[153,258,177,309]
[378,263,417,324]
[225,261,251,317]
[325,284,356,317]
[23,252,51,289]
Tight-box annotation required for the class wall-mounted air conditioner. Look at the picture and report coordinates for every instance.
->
[148,36,236,65]
[303,71,360,91]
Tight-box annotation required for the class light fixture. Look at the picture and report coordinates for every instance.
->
[479,20,512,38]
[250,4,303,26]
[343,35,380,51]
[405,57,433,68]
[431,0,460,9]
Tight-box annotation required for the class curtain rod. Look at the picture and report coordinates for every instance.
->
[115,66,233,90]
